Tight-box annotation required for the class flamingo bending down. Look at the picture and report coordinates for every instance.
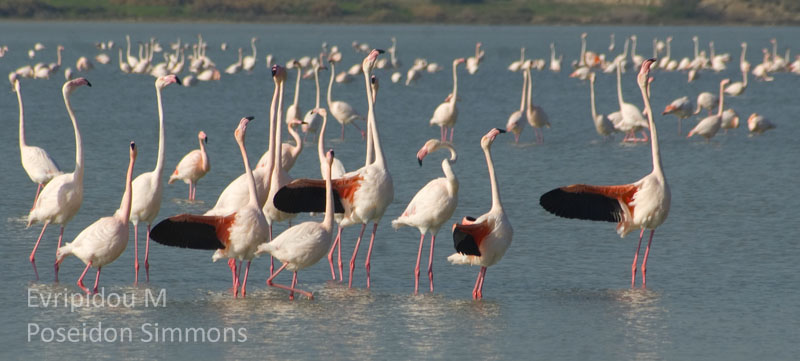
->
[448,128,512,300]
[392,139,458,294]
[56,142,137,294]
[27,78,91,281]
[327,58,365,140]
[661,96,694,135]
[129,74,180,283]
[688,79,729,142]
[430,58,465,142]
[588,72,615,138]
[168,131,210,201]
[257,149,337,300]
[525,64,550,143]
[539,59,670,288]
[720,109,740,130]
[14,78,62,210]
[150,117,268,298]
[506,68,527,143]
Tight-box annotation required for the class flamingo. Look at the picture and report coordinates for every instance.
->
[56,142,137,294]
[430,58,465,142]
[285,60,303,125]
[465,42,483,74]
[302,59,325,142]
[224,47,243,74]
[257,149,337,300]
[688,79,729,142]
[129,74,180,284]
[27,78,91,281]
[662,96,694,134]
[508,47,525,72]
[694,91,719,115]
[274,50,393,289]
[448,128,512,300]
[525,64,550,143]
[720,109,740,131]
[151,116,267,297]
[724,69,748,96]
[14,78,62,211]
[168,131,210,201]
[392,139,458,294]
[327,57,365,140]
[506,68,527,143]
[613,62,648,142]
[630,35,644,69]
[242,37,257,72]
[588,72,615,138]
[550,43,563,73]
[747,113,776,135]
[539,59,669,288]
[280,119,305,172]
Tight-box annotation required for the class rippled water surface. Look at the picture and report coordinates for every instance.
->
[1,22,799,360]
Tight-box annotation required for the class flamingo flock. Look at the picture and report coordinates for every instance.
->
[9,32,786,301]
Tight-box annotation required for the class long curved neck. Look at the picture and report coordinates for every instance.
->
[590,76,598,120]
[199,138,208,171]
[56,47,62,66]
[693,38,698,58]
[742,69,748,87]
[266,80,279,178]
[525,68,533,111]
[238,136,258,208]
[117,153,136,222]
[126,36,132,59]
[451,61,459,101]
[272,81,285,179]
[63,89,83,180]
[314,66,321,107]
[322,159,333,231]
[483,144,502,212]
[622,39,629,57]
[580,37,586,66]
[292,67,301,106]
[742,44,747,63]
[327,62,335,107]
[317,115,327,166]
[519,71,527,112]
[154,85,166,177]
[288,123,302,155]
[631,37,637,58]
[640,80,663,175]
[616,64,625,108]
[364,72,385,166]
[717,82,725,116]
[251,39,257,58]
[16,83,26,149]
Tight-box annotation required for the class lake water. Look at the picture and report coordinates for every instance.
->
[1,22,799,360]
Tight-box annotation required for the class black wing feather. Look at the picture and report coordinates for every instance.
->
[539,188,621,223]
[150,216,226,250]
[273,185,344,213]
[453,226,482,256]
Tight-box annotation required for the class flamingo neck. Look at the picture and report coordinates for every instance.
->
[631,37,637,58]
[483,143,503,212]
[314,66,321,108]
[525,68,533,113]
[272,81,285,182]
[364,71,385,166]
[616,64,625,109]
[154,86,166,177]
[623,39,629,57]
[717,82,725,116]
[322,159,334,232]
[117,152,136,223]
[317,115,327,166]
[238,136,259,208]
[199,138,209,172]
[693,38,698,59]
[126,36,132,60]
[16,83,26,149]
[442,158,458,194]
[580,37,586,66]
[292,67,301,107]
[640,80,663,176]
[742,70,748,87]
[287,123,303,157]
[63,89,83,181]
[665,40,671,59]
[451,61,459,103]
[326,62,335,108]
[251,39,257,58]
[518,71,527,112]
[57,47,62,66]
[265,78,279,178]
[590,76,599,120]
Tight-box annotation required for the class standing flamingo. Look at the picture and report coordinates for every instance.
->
[466,42,483,74]
[392,139,458,294]
[539,59,669,288]
[150,117,268,298]
[14,78,62,211]
[506,68,527,143]
[747,113,776,135]
[129,74,180,283]
[286,60,303,125]
[279,119,305,172]
[661,96,694,135]
[613,62,648,142]
[448,128,512,300]
[27,78,91,281]
[327,57,365,140]
[688,79,729,142]
[430,58,465,142]
[588,72,615,138]
[242,37,257,72]
[257,149,337,300]
[302,59,325,141]
[525,64,550,143]
[168,131,209,201]
[56,142,137,294]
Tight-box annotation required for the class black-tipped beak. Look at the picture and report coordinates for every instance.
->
[271,65,278,76]
[130,141,136,150]
[495,128,506,133]
[417,157,423,166]
[175,76,182,85]
[371,75,377,84]
[376,49,385,54]
[204,137,208,144]
[246,116,255,121]
[330,150,335,158]
[86,81,92,87]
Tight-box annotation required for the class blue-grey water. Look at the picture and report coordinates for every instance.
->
[1,22,799,360]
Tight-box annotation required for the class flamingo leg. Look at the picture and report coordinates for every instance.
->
[31,183,43,211]
[440,126,446,142]
[348,224,367,288]
[134,224,139,284]
[514,133,520,143]
[449,127,454,143]
[30,222,49,281]
[77,261,92,294]
[476,266,487,299]
[336,226,343,281]
[54,226,64,282]
[93,267,102,294]
[340,124,345,140]
[144,224,151,282]
[290,272,297,300]
[472,268,481,299]
[364,223,378,289]
[269,225,275,277]
[428,234,436,293]
[631,228,646,288]
[240,260,251,298]
[413,233,424,295]
[228,258,237,296]
[640,230,655,288]
[327,230,339,280]
[187,182,193,200]
[267,263,313,300]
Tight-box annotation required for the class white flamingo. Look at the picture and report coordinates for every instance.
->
[168,131,209,201]
[506,68,527,143]
[430,58,465,142]
[588,72,615,138]
[688,79,729,142]
[661,96,694,134]
[747,113,776,135]
[327,58,365,140]
[525,64,550,143]
[242,37,257,72]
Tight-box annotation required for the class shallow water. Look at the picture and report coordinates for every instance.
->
[1,22,799,360]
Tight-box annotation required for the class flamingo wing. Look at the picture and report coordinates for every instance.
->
[272,178,348,213]
[539,184,637,223]
[150,213,234,250]
[452,218,492,256]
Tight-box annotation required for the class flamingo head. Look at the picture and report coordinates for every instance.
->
[198,131,208,144]
[454,58,466,66]
[481,128,506,148]
[662,104,677,115]
[721,78,731,86]
[311,107,327,118]
[235,116,254,143]
[63,77,91,95]
[10,73,19,92]
[271,64,286,83]
[130,141,137,160]
[156,74,180,89]
[637,58,656,89]
[416,139,441,166]
[362,49,384,74]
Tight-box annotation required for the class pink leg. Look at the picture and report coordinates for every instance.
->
[289,272,297,300]
[337,227,343,281]
[54,226,64,282]
[267,263,313,299]
[327,231,339,280]
[476,266,487,299]
[228,258,238,295]
[31,183,43,211]
[514,133,520,143]
[77,261,92,294]
[428,234,436,293]
[631,228,646,288]
[640,230,655,288]
[340,124,345,140]
[134,225,140,284]
[449,127,454,143]
[413,233,424,295]
[144,224,151,282]
[30,222,49,281]
[472,269,481,298]
[348,224,368,288]
[269,224,275,277]
[93,267,101,294]
[240,260,251,297]
[364,223,378,289]
[188,182,193,200]
[440,126,445,142]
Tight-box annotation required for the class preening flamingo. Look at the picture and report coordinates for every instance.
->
[448,128,512,300]
[694,91,719,115]
[688,79,729,142]
[539,59,670,288]
[257,149,337,300]
[150,116,268,298]
[279,119,305,172]
[747,113,776,135]
[505,68,527,143]
[466,42,483,74]
[129,74,180,284]
[724,69,748,96]
[56,142,137,294]
[168,131,210,201]
[14,78,62,211]
[429,58,465,142]
[392,139,458,294]
[27,77,91,281]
